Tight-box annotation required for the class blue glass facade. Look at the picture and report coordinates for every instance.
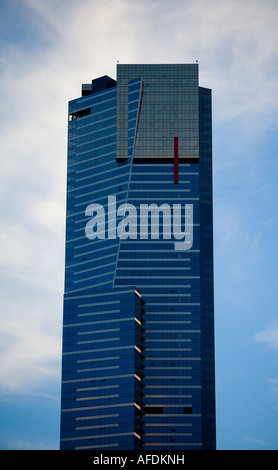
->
[60,65,215,450]
[60,287,145,450]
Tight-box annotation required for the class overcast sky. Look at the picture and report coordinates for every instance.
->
[1,0,278,450]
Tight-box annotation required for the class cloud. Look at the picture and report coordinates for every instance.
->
[243,436,268,447]
[0,0,277,398]
[267,379,278,392]
[0,290,62,394]
[0,436,53,451]
[117,0,278,125]
[255,323,278,351]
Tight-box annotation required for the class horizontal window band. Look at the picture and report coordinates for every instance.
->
[145,349,192,352]
[70,140,116,159]
[75,413,119,421]
[144,423,192,427]
[142,311,192,314]
[142,339,192,343]
[114,284,194,290]
[75,157,118,175]
[145,367,192,370]
[71,88,116,107]
[78,300,119,307]
[103,294,193,299]
[75,133,116,149]
[74,193,127,211]
[130,180,191,184]
[144,385,201,389]
[131,172,199,176]
[66,253,118,270]
[69,118,115,139]
[68,123,115,143]
[68,151,116,169]
[64,289,135,300]
[68,237,197,248]
[75,423,119,431]
[147,330,200,333]
[75,444,119,450]
[146,358,201,362]
[77,310,120,318]
[61,402,135,412]
[115,277,200,280]
[144,376,192,380]
[69,170,130,194]
[147,320,191,322]
[145,433,192,437]
[73,271,115,284]
[62,345,135,356]
[64,318,135,328]
[77,328,120,336]
[144,416,200,422]
[76,384,120,392]
[132,158,199,164]
[73,262,121,276]
[65,281,113,294]
[76,394,119,402]
[77,337,120,345]
[116,258,191,262]
[70,218,198,231]
[76,366,120,375]
[62,373,135,384]
[116,267,191,271]
[72,244,200,253]
[76,142,116,157]
[128,188,191,192]
[117,246,198,253]
[126,197,200,201]
[145,395,192,398]
[144,442,202,447]
[118,248,200,252]
[61,431,134,442]
[147,302,200,305]
[66,235,87,244]
[71,133,116,152]
[73,245,119,260]
[77,357,120,365]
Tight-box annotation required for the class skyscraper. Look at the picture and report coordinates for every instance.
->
[60,64,216,450]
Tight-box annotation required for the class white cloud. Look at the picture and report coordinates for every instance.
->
[0,291,62,394]
[0,0,277,397]
[115,0,278,124]
[243,436,268,447]
[255,323,278,351]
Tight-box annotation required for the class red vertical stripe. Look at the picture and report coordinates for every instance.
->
[174,136,178,184]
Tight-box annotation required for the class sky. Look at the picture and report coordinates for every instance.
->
[0,0,278,450]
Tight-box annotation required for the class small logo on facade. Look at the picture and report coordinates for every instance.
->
[85,196,193,251]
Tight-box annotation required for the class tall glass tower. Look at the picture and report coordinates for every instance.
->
[60,64,216,450]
